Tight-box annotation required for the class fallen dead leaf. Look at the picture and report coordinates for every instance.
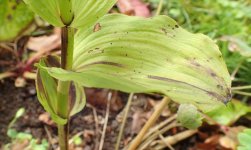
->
[38,112,55,126]
[117,0,151,17]
[86,89,123,112]
[131,109,152,135]
[26,28,61,65]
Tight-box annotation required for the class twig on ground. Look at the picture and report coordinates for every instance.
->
[152,129,197,149]
[0,72,16,80]
[158,133,175,150]
[138,121,178,150]
[115,93,134,150]
[44,125,54,150]
[128,97,171,150]
[99,92,112,150]
[87,103,100,150]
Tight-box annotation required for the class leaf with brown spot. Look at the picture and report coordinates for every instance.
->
[38,14,231,112]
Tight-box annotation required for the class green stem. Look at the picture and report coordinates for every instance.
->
[61,27,74,70]
[231,85,251,90]
[155,0,163,16]
[57,26,74,150]
[58,123,69,150]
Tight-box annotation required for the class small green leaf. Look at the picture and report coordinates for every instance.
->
[7,129,17,139]
[39,14,231,112]
[238,129,251,150]
[207,99,251,125]
[0,0,33,41]
[15,108,25,119]
[177,104,202,129]
[72,136,82,145]
[16,132,32,140]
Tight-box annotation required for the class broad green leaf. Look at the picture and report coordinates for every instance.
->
[36,56,86,125]
[177,104,203,129]
[24,0,117,28]
[38,14,231,112]
[0,0,33,41]
[71,0,117,28]
[207,99,251,125]
[238,129,251,150]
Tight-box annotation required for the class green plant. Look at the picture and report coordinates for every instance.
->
[0,0,33,41]
[4,108,49,150]
[23,0,231,149]
[238,128,251,150]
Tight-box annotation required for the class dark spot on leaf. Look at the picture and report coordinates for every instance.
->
[93,23,101,32]
[217,85,223,90]
[161,28,167,34]
[88,50,93,53]
[148,75,227,102]
[210,72,217,77]
[7,14,12,20]
[80,61,124,68]
[175,24,179,28]
[12,5,16,10]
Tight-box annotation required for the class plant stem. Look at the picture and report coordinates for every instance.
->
[58,123,69,150]
[231,85,251,90]
[57,26,74,150]
[128,97,170,150]
[155,0,163,16]
[61,27,74,70]
[115,93,134,150]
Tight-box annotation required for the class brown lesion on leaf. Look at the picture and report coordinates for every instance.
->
[79,61,125,69]
[69,82,76,111]
[93,23,101,32]
[7,14,12,20]
[147,75,230,103]
[88,48,104,54]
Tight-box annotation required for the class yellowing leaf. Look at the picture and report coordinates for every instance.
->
[38,14,231,112]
